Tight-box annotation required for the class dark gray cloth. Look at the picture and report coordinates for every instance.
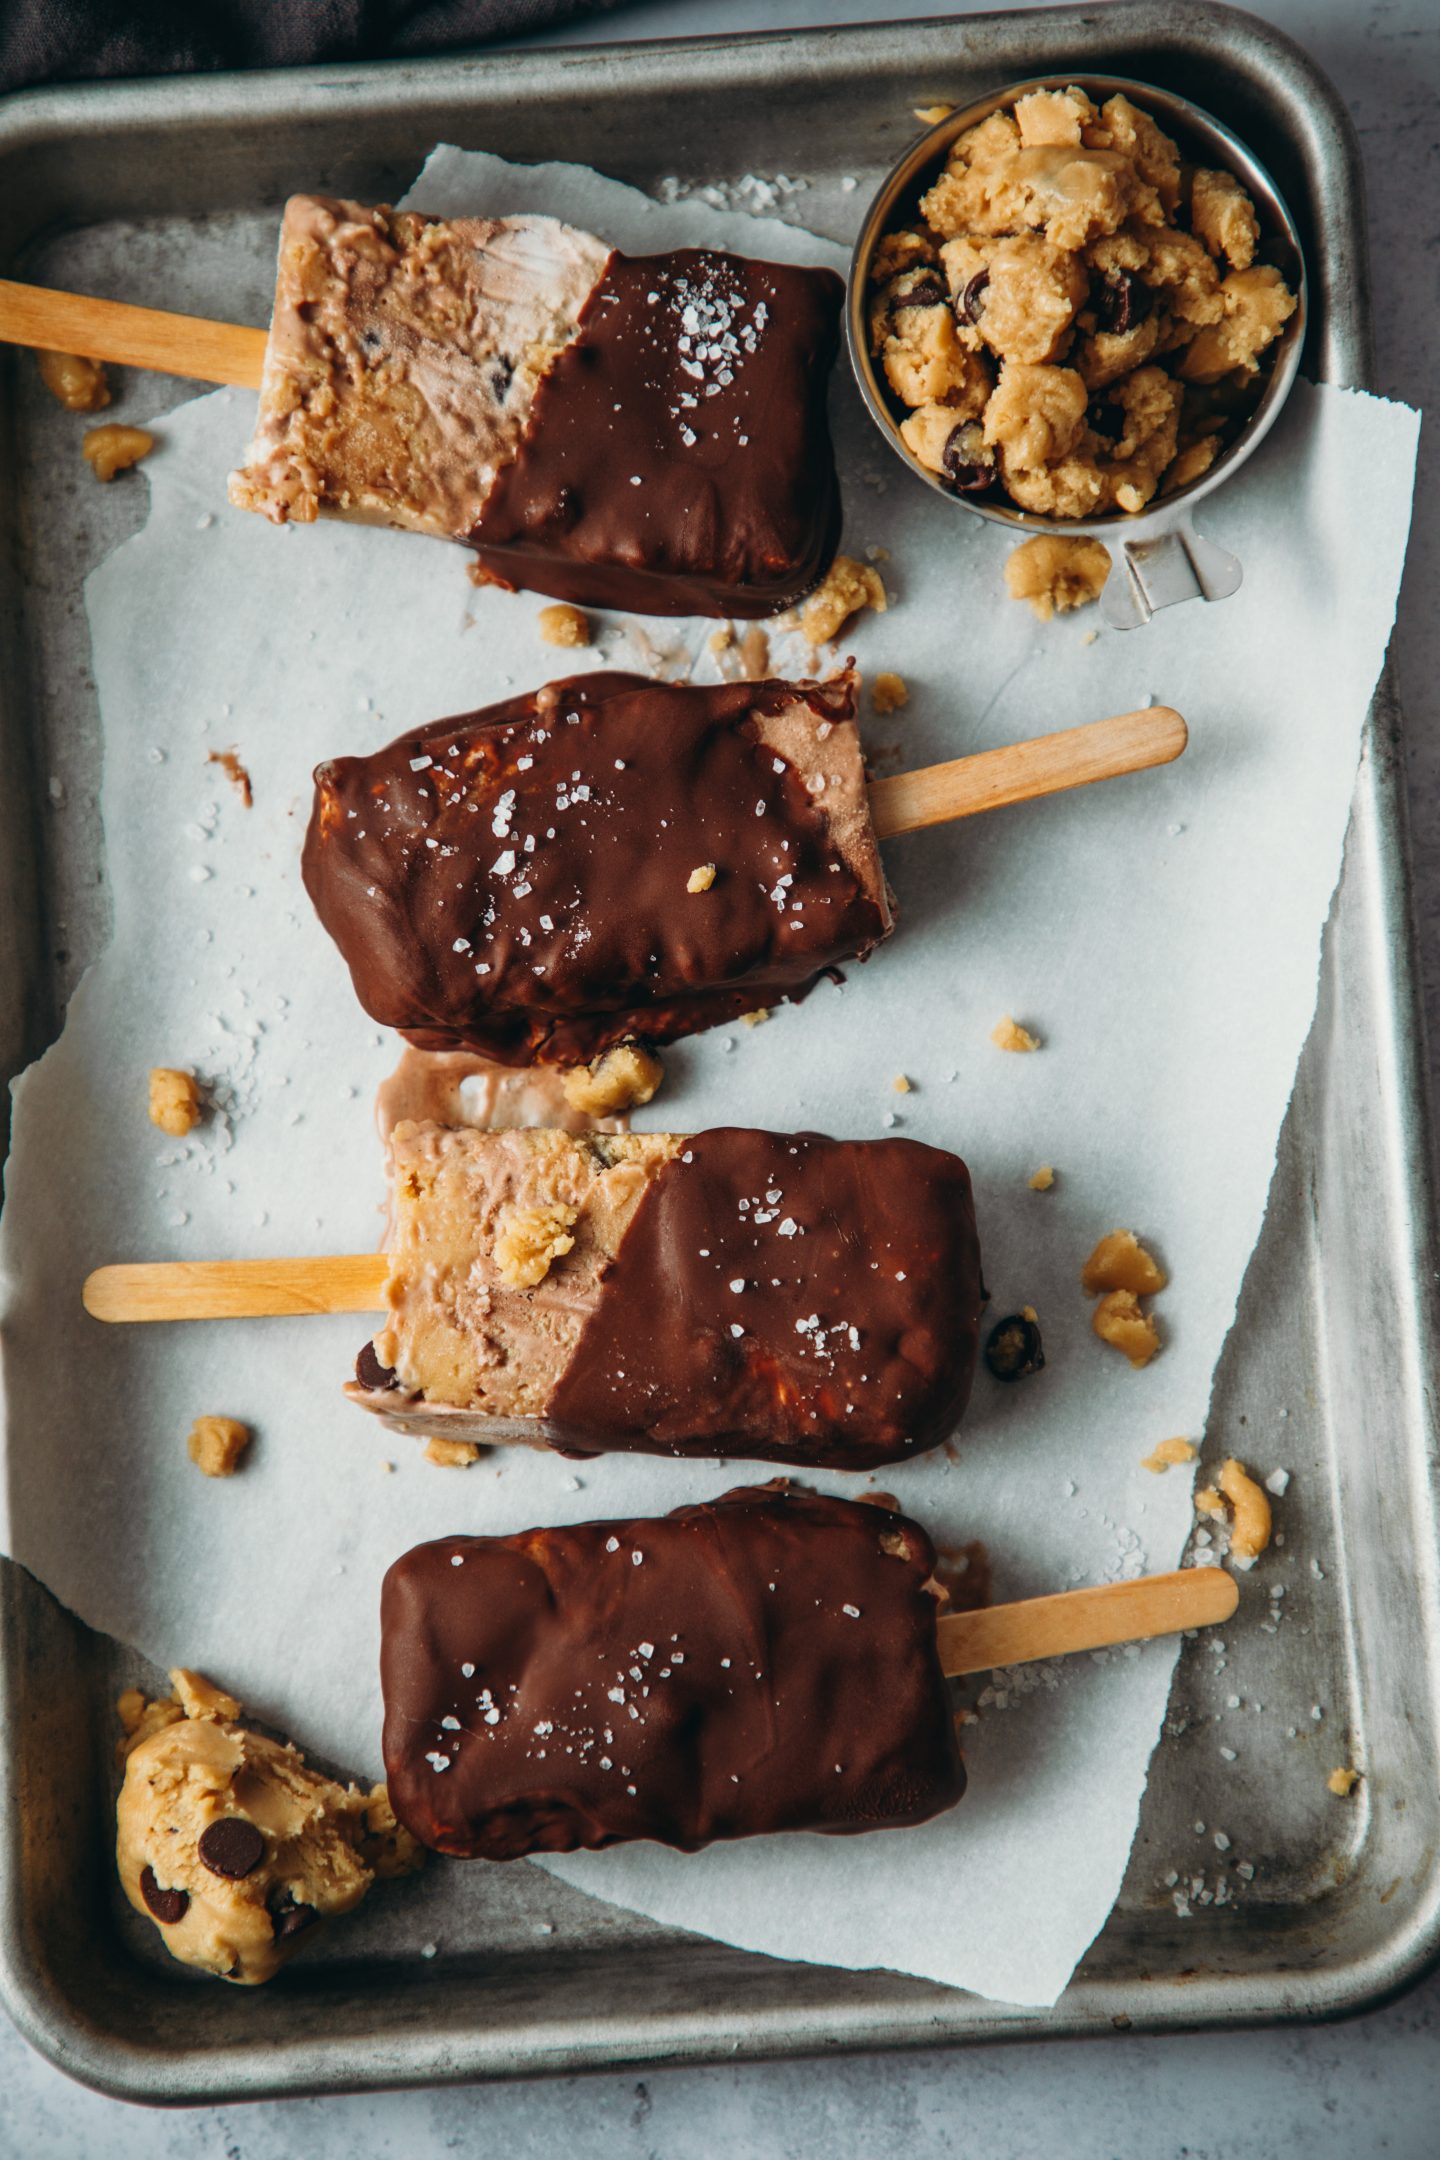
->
[0,0,626,97]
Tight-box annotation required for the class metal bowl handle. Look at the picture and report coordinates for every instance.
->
[1098,515,1243,631]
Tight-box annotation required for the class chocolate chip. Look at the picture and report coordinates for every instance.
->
[198,1816,265,1880]
[1095,270,1151,338]
[958,271,990,326]
[268,1888,319,1941]
[940,422,994,496]
[139,1865,189,1924]
[984,1313,1046,1383]
[895,271,948,311]
[355,1340,398,1391]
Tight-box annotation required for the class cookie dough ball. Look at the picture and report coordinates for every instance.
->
[1005,535,1111,620]
[148,1066,202,1137]
[868,229,938,288]
[984,362,1088,473]
[1178,264,1298,383]
[899,405,997,492]
[879,277,991,410]
[116,1670,417,1984]
[1101,366,1184,513]
[1084,92,1183,214]
[1190,168,1260,271]
[941,235,1088,366]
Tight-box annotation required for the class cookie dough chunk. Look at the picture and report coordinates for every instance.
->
[38,349,110,411]
[148,1066,202,1136]
[800,555,888,645]
[116,1671,420,1984]
[1190,169,1260,271]
[1005,535,1111,619]
[186,1415,252,1477]
[941,235,1089,366]
[1178,265,1298,383]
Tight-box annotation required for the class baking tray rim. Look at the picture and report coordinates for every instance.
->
[1,0,1438,2101]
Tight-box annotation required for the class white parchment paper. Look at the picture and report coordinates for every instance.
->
[0,148,1418,2008]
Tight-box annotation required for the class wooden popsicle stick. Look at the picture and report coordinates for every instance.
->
[869,704,1187,841]
[82,1254,387,1322]
[0,280,267,390]
[938,1565,1237,1678]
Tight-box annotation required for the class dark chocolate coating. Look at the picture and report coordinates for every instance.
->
[470,250,843,617]
[380,1485,965,1858]
[303,672,889,1067]
[549,1128,983,1470]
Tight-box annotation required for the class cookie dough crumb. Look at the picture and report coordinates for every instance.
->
[708,624,734,654]
[172,1668,242,1721]
[1194,1485,1226,1520]
[82,422,154,481]
[187,1415,253,1478]
[892,1074,912,1093]
[149,1066,202,1136]
[801,555,887,646]
[424,1436,481,1468]
[494,1201,578,1288]
[38,348,110,411]
[1028,1165,1055,1191]
[362,1784,426,1877]
[991,1015,1040,1052]
[914,103,954,125]
[687,863,717,894]
[1093,1287,1161,1366]
[1081,1228,1167,1295]
[1219,1456,1272,1565]
[738,625,771,680]
[1142,1435,1197,1473]
[562,1041,665,1115]
[1005,534,1111,620]
[537,602,591,648]
[872,670,909,714]
[1327,1767,1360,1798]
[115,1685,184,1763]
[742,1007,770,1027]
[207,748,253,807]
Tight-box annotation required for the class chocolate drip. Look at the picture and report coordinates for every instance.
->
[380,1485,965,1859]
[547,1129,982,1469]
[304,673,889,1067]
[470,250,844,617]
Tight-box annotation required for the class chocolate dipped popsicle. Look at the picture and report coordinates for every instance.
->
[304,669,889,1069]
[228,196,843,616]
[380,1485,965,1858]
[351,1123,982,1471]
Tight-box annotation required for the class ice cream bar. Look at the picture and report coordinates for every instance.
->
[351,1123,983,1471]
[380,1485,965,1857]
[228,196,844,616]
[304,669,891,1068]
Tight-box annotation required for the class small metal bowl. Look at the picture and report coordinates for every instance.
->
[847,75,1308,629]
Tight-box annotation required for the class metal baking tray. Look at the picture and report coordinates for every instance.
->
[2,0,1437,2104]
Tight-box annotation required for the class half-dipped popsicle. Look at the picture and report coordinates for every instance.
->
[227,196,844,616]
[353,1122,983,1471]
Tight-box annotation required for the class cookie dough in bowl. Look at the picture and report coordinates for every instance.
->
[847,74,1306,605]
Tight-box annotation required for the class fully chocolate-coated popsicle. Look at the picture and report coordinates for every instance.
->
[229,197,843,616]
[305,670,889,1068]
[380,1485,965,1858]
[351,1123,983,1472]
